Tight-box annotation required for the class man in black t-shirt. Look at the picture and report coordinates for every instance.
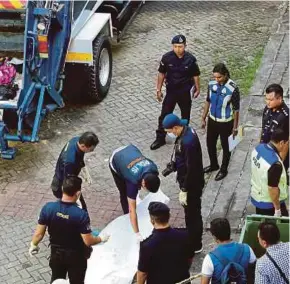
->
[29,176,110,284]
[150,35,201,150]
[137,202,193,284]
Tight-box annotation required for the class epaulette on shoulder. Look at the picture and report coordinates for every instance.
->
[228,80,237,88]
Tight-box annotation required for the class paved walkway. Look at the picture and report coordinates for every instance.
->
[0,1,288,283]
[190,3,289,281]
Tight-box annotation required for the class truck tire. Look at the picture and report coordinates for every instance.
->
[87,35,112,103]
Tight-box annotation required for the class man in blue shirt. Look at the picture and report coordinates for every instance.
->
[109,144,160,241]
[51,132,99,211]
[162,113,204,253]
[201,218,256,284]
[151,34,201,150]
[29,176,109,284]
[137,202,193,284]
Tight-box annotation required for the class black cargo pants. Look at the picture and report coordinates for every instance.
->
[49,246,88,284]
[156,91,192,141]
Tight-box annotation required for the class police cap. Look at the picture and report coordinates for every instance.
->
[171,34,186,44]
[148,201,170,216]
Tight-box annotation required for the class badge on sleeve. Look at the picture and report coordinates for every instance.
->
[222,88,227,94]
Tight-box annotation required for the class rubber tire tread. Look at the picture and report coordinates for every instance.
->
[87,35,112,103]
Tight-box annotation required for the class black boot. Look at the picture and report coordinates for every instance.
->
[150,138,166,150]
[215,170,228,181]
[203,165,219,173]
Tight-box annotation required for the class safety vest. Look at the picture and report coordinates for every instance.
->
[208,79,236,122]
[251,144,288,209]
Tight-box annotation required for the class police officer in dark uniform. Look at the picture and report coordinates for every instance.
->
[261,83,289,178]
[150,34,201,150]
[109,144,160,241]
[51,132,99,211]
[29,176,109,284]
[162,113,204,253]
[201,63,240,181]
[137,202,193,284]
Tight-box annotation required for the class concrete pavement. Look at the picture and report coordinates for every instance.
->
[0,1,288,283]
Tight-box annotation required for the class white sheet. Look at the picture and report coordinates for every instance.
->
[85,190,170,284]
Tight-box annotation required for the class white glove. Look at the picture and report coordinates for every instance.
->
[179,190,188,206]
[29,242,39,257]
[80,166,92,185]
[274,209,282,217]
[84,166,92,185]
[135,232,143,242]
[99,232,110,242]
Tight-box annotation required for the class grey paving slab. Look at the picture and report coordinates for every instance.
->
[0,1,287,283]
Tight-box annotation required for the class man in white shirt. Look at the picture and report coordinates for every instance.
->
[201,218,256,284]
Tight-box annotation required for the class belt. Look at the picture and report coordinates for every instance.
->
[209,114,233,122]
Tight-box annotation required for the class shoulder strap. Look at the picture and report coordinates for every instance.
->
[234,244,245,263]
[211,248,230,267]
[266,251,289,284]
[211,244,245,268]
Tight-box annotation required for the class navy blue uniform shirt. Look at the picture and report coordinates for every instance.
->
[158,51,200,94]
[261,101,289,143]
[55,137,85,181]
[112,145,159,200]
[175,126,204,192]
[38,200,91,250]
[138,227,192,284]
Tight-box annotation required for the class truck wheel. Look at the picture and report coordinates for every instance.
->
[87,35,112,103]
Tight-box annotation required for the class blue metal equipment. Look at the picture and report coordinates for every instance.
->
[0,0,144,159]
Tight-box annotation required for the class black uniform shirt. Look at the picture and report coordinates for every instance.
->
[38,200,91,250]
[158,51,200,93]
[174,126,205,192]
[138,227,192,284]
[261,102,289,143]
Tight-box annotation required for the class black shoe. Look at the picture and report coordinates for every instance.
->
[215,170,228,181]
[150,139,166,150]
[203,165,219,173]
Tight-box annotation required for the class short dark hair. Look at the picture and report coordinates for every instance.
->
[258,221,280,245]
[213,63,231,78]
[144,173,160,193]
[79,132,99,147]
[270,128,289,143]
[150,212,170,224]
[210,218,231,241]
[265,83,283,98]
[63,176,82,196]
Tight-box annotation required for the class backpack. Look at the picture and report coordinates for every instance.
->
[211,244,247,284]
